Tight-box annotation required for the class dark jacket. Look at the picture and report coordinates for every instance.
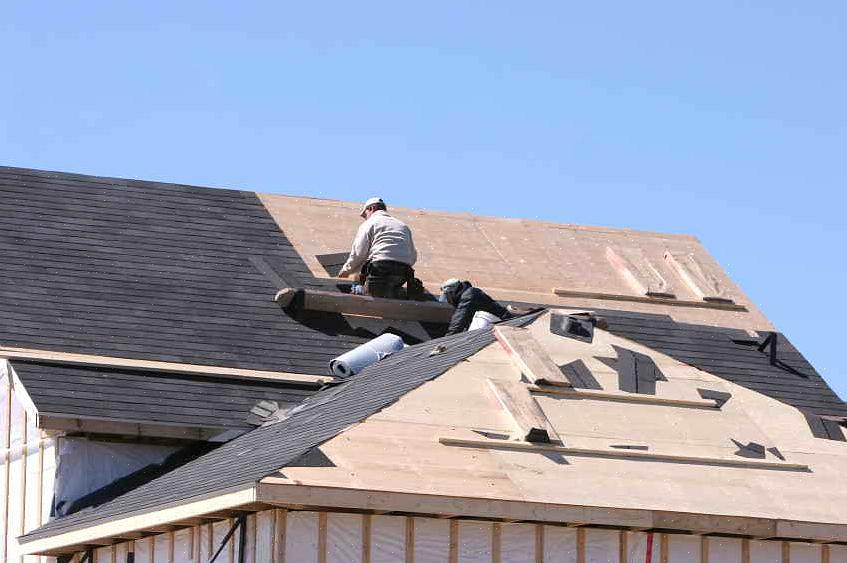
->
[445,282,511,335]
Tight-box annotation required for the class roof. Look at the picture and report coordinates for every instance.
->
[21,317,535,543]
[0,166,373,375]
[22,310,847,549]
[259,193,774,329]
[262,309,847,531]
[9,360,316,431]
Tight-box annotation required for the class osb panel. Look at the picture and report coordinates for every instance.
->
[277,313,847,526]
[258,194,772,330]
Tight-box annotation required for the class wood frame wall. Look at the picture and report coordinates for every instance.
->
[57,509,847,563]
[0,368,57,563]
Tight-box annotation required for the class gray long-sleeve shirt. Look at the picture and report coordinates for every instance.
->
[339,210,417,276]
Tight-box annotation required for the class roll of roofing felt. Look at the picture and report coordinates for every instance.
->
[329,333,406,378]
[469,310,501,331]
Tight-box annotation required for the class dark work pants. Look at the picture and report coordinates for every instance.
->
[363,260,413,299]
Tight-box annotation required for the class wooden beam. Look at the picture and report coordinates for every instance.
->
[487,379,559,443]
[172,517,217,527]
[141,525,179,534]
[36,414,226,440]
[111,533,146,541]
[258,479,652,528]
[274,288,455,323]
[528,386,720,410]
[494,326,572,387]
[0,347,329,385]
[85,538,120,546]
[256,481,847,542]
[438,437,810,471]
[551,288,747,312]
[204,510,249,520]
[275,288,298,308]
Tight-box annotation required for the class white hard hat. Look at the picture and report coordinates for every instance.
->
[359,197,385,218]
[438,278,462,303]
[440,278,461,291]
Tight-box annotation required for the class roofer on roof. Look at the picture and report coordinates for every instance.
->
[338,197,418,299]
[440,279,513,335]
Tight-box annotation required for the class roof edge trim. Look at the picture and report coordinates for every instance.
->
[19,484,257,555]
[256,481,847,543]
[2,348,329,386]
[37,414,230,441]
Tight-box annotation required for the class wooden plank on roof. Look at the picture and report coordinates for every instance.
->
[494,326,572,387]
[0,347,330,385]
[528,386,720,410]
[552,288,747,311]
[438,437,810,471]
[487,380,560,443]
[606,246,674,298]
[274,288,455,323]
[663,252,733,303]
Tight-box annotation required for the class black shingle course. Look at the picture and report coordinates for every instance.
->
[10,361,317,430]
[599,310,847,418]
[0,165,377,373]
[20,316,537,542]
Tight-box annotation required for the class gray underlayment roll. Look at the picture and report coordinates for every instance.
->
[329,333,406,378]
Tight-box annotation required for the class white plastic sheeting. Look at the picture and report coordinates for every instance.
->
[211,519,236,563]
[413,516,450,563]
[831,545,847,563]
[751,539,782,563]
[543,526,578,563]
[372,514,406,562]
[500,523,535,563]
[327,512,362,562]
[668,534,700,563]
[459,520,492,562]
[792,542,823,563]
[255,510,277,563]
[153,533,171,563]
[53,438,179,516]
[173,528,194,562]
[586,529,619,563]
[625,532,662,563]
[285,511,319,563]
[134,535,153,563]
[710,538,743,563]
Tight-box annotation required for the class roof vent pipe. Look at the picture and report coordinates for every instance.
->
[329,333,405,378]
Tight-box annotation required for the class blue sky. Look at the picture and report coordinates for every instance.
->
[2,3,845,398]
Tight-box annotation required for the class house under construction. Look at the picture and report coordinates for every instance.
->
[0,165,845,563]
